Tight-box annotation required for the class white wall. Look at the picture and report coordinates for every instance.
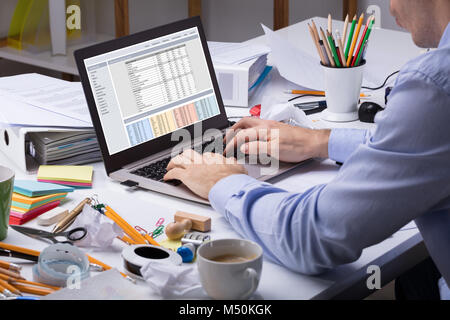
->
[358,0,403,31]
[0,0,401,77]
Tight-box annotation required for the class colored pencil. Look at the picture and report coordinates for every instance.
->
[320,27,336,67]
[327,30,341,67]
[346,13,365,66]
[328,14,332,33]
[319,40,331,66]
[336,30,347,67]
[342,14,349,47]
[353,16,375,66]
[345,15,357,58]
[308,23,327,65]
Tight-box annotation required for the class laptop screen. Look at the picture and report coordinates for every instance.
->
[83,27,220,156]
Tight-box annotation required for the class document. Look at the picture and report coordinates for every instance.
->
[261,24,325,91]
[0,73,92,126]
[208,41,270,65]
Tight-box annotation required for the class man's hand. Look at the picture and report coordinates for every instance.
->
[163,149,247,199]
[224,117,331,163]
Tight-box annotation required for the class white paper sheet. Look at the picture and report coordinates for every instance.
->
[0,93,92,128]
[262,24,325,91]
[0,73,92,126]
[208,41,270,65]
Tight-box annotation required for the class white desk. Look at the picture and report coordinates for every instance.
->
[0,18,427,300]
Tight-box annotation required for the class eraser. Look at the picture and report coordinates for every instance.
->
[36,207,69,226]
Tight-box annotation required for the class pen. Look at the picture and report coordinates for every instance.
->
[52,197,91,233]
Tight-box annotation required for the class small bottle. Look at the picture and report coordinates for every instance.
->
[177,243,196,263]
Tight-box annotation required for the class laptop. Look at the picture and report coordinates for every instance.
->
[75,17,304,204]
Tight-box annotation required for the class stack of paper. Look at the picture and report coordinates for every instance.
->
[208,42,270,65]
[0,73,92,128]
[10,180,74,225]
[37,165,94,188]
[28,131,101,165]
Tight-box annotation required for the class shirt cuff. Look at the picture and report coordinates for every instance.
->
[328,128,368,163]
[208,174,257,214]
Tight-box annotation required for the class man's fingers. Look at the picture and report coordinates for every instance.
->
[224,117,261,144]
[167,154,190,170]
[240,140,271,156]
[163,167,186,181]
[181,149,203,164]
[224,128,268,156]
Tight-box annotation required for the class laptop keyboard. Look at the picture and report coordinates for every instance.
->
[130,136,227,186]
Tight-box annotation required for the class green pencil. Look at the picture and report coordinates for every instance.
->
[345,15,357,58]
[327,31,341,67]
[355,17,374,66]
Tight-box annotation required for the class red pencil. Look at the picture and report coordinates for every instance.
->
[336,47,343,66]
[351,17,372,67]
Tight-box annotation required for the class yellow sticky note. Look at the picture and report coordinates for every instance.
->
[37,165,93,184]
[159,238,181,252]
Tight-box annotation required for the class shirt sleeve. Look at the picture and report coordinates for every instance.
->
[328,128,369,163]
[209,69,450,275]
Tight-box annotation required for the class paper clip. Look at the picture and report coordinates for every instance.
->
[155,218,165,227]
[134,225,148,235]
[150,225,164,239]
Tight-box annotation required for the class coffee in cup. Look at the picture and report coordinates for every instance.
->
[197,239,263,300]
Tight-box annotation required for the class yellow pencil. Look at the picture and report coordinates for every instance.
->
[285,90,368,97]
[104,205,148,244]
[13,283,54,296]
[0,267,24,280]
[346,13,364,66]
[0,278,21,295]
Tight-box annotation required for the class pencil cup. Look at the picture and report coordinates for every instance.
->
[321,60,366,122]
[0,166,14,241]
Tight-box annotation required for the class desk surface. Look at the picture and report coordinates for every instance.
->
[0,18,426,300]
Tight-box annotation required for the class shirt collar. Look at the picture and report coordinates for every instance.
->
[438,22,450,48]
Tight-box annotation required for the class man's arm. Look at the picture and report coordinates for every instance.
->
[209,73,450,275]
[328,128,370,163]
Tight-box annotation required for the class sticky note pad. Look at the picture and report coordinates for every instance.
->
[37,165,93,184]
[13,180,74,197]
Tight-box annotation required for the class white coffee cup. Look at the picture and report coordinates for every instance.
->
[321,60,366,122]
[197,239,263,300]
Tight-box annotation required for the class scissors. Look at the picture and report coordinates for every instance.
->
[10,225,87,245]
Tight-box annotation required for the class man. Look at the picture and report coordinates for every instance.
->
[164,0,450,299]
